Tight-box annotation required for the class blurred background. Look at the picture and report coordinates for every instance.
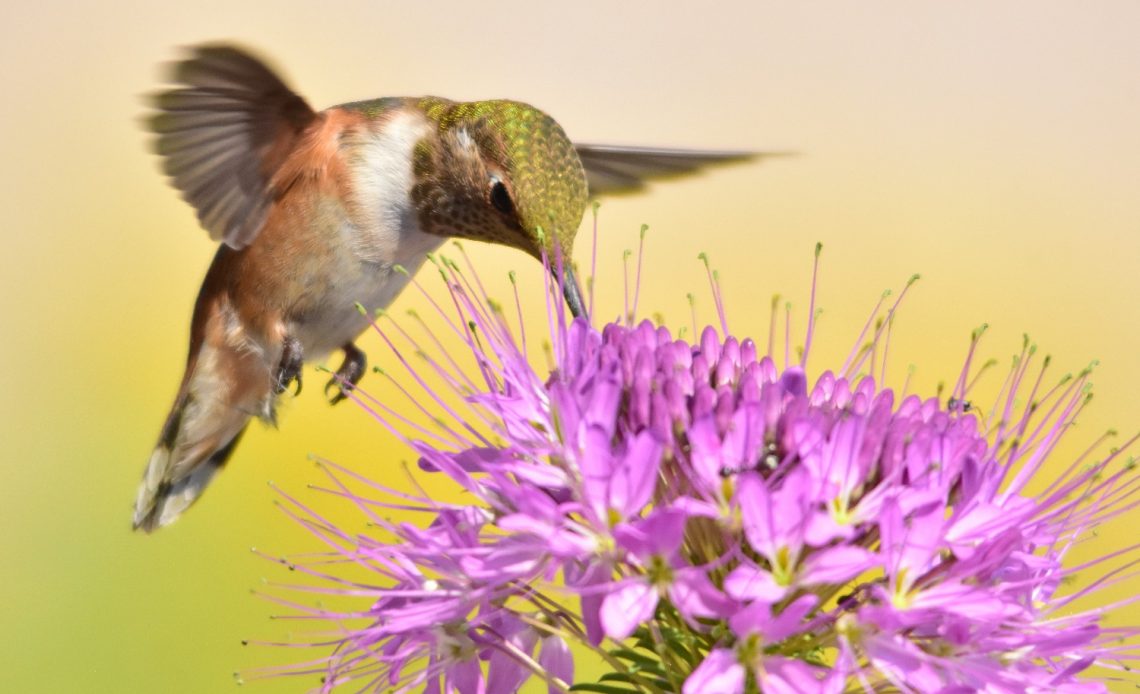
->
[1,2,1137,691]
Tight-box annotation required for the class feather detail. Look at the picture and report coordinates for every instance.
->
[574,144,788,196]
[133,277,281,532]
[148,44,318,249]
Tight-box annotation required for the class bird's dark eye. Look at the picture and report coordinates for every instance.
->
[490,179,514,215]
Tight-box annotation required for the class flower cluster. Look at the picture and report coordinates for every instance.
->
[255,250,1139,693]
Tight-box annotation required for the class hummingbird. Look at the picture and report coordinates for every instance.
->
[133,43,766,532]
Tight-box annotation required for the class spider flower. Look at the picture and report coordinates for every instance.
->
[254,247,1139,693]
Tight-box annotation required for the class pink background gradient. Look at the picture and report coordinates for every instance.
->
[1,2,1137,691]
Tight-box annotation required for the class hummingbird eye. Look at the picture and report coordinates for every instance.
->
[489,179,515,216]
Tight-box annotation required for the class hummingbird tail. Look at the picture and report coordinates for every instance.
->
[132,417,248,533]
[133,303,277,532]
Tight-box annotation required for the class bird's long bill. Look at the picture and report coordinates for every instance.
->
[557,264,587,319]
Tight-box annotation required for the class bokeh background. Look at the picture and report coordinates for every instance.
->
[2,2,1138,692]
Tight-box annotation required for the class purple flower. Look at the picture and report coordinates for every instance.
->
[724,468,876,603]
[684,596,838,694]
[252,246,1139,693]
[601,509,732,639]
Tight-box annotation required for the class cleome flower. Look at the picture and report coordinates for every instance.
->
[250,243,1139,693]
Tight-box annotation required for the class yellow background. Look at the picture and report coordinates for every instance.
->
[1,2,1137,692]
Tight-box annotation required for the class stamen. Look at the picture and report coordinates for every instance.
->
[840,288,890,377]
[801,242,822,368]
[589,201,600,319]
[698,252,728,336]
[631,224,648,323]
[950,323,989,414]
[768,293,781,359]
[845,274,919,380]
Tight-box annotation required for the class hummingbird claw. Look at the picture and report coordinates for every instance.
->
[325,378,349,405]
[273,336,304,396]
[326,342,367,406]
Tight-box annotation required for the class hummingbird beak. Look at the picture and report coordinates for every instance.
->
[558,264,587,319]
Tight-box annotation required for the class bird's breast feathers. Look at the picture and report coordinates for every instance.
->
[290,108,443,356]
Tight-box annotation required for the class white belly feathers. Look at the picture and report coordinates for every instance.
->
[293,108,444,358]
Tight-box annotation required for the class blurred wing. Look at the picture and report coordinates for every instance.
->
[148,44,317,249]
[575,144,781,196]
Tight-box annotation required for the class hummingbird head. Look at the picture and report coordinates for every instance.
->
[412,98,589,316]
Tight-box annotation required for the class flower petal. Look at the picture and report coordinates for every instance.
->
[609,431,663,517]
[537,636,574,693]
[760,656,830,694]
[670,568,734,622]
[724,563,786,603]
[682,648,746,694]
[800,545,877,586]
[600,580,658,640]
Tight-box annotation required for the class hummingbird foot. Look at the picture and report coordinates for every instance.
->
[325,342,367,405]
[274,336,304,396]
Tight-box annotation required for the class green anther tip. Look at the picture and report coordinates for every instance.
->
[508,270,517,283]
[907,273,921,285]
[394,264,408,275]
[535,226,546,243]
[592,200,601,214]
[354,301,367,315]
[815,241,823,256]
[881,289,892,299]
[640,223,649,238]
[697,251,710,266]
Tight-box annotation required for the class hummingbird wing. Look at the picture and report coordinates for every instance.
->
[149,45,318,249]
[574,144,785,196]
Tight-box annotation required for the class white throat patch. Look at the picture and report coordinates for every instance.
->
[346,110,437,264]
